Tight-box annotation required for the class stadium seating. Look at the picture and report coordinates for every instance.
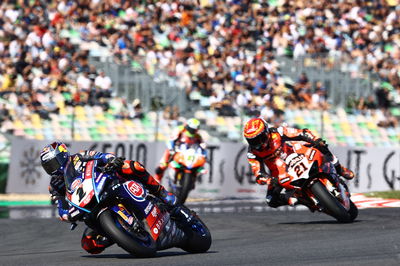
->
[5,104,399,148]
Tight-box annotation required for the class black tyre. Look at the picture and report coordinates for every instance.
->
[180,215,212,253]
[99,209,157,257]
[348,200,358,221]
[177,173,193,205]
[310,181,352,223]
[171,171,183,199]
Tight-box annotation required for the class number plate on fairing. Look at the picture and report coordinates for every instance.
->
[285,153,311,180]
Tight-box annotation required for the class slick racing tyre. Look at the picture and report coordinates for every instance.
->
[177,173,193,205]
[99,209,157,257]
[311,181,352,223]
[180,213,212,253]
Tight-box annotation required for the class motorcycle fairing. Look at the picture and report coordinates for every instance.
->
[112,180,169,240]
[66,160,96,211]
[66,160,111,211]
[144,205,170,240]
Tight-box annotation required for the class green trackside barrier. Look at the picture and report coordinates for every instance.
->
[0,163,9,193]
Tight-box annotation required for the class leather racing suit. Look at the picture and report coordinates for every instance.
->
[49,150,175,254]
[247,126,349,208]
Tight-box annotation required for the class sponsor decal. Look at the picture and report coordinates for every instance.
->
[280,177,290,184]
[151,206,158,218]
[85,161,94,179]
[294,143,302,150]
[97,175,106,191]
[95,173,103,183]
[153,228,159,234]
[128,181,144,198]
[41,151,54,161]
[309,150,316,161]
[118,210,128,221]
[58,143,68,153]
[82,191,94,206]
[287,154,305,169]
[71,179,82,192]
[144,202,153,215]
[69,209,80,218]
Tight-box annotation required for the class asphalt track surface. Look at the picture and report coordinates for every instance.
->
[1,208,400,266]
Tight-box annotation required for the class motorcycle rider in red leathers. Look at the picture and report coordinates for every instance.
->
[243,117,355,208]
[154,118,207,182]
[40,142,177,254]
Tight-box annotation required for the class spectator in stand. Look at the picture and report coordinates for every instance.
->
[94,71,112,98]
[0,0,399,141]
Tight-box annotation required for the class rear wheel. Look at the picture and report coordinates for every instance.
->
[99,209,157,257]
[310,181,352,223]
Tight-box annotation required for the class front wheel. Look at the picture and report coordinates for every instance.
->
[310,181,353,223]
[177,173,194,205]
[176,207,212,253]
[99,209,157,257]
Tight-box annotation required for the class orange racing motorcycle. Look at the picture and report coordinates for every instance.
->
[271,142,358,222]
[167,143,207,204]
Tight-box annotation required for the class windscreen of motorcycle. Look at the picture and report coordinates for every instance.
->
[64,159,82,190]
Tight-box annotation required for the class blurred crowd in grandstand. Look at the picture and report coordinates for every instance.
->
[0,0,399,141]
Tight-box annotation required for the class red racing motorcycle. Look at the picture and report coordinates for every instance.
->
[273,142,358,222]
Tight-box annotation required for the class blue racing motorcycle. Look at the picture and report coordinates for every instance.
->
[63,159,211,257]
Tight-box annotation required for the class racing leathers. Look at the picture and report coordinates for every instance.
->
[49,150,176,254]
[247,126,354,208]
[154,125,207,182]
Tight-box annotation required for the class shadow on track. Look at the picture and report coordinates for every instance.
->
[83,250,218,259]
[279,220,363,225]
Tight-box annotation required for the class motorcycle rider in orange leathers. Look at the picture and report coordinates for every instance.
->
[243,117,354,208]
[154,118,207,182]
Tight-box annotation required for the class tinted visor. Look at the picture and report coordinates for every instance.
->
[42,157,62,175]
[247,133,268,150]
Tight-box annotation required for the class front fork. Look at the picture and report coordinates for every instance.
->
[307,176,351,211]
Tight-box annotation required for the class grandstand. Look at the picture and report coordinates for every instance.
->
[0,0,399,167]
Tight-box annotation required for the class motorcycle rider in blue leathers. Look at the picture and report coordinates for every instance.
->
[40,141,177,254]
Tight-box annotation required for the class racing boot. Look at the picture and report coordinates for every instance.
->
[154,165,166,183]
[288,197,298,206]
[335,164,355,180]
[81,228,114,254]
[157,187,177,208]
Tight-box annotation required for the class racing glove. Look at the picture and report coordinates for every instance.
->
[256,174,270,185]
[256,174,279,187]
[105,156,125,172]
[312,138,329,154]
[49,176,66,200]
